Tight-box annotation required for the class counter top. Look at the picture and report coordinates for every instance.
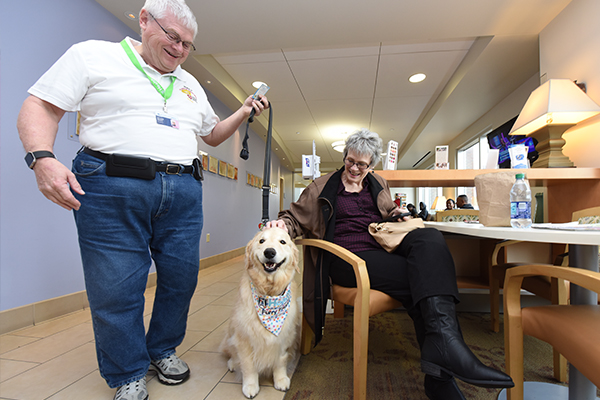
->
[375,168,600,187]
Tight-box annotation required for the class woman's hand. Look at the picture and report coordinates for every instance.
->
[391,207,411,221]
[265,219,288,233]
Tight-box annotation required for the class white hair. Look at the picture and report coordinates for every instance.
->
[343,128,383,168]
[141,0,198,39]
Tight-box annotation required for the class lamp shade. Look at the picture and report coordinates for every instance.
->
[509,79,600,137]
[431,195,447,211]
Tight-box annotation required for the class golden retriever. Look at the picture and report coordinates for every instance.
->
[220,227,300,398]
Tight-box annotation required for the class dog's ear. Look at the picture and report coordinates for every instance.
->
[245,231,260,270]
[289,235,300,274]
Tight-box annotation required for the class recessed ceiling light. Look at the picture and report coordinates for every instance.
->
[206,80,212,84]
[125,12,136,20]
[409,73,426,83]
[332,141,346,153]
[252,81,268,89]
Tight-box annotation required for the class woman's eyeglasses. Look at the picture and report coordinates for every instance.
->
[149,12,196,52]
[344,158,370,170]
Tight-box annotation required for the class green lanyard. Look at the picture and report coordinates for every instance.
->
[121,39,176,113]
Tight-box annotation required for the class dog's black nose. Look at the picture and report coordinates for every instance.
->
[264,248,276,260]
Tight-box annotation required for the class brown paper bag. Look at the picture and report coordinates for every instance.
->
[474,171,517,227]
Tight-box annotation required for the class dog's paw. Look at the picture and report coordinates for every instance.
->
[242,381,260,398]
[273,375,291,392]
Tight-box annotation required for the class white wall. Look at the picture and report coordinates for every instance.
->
[0,0,139,312]
[446,74,540,168]
[539,0,600,168]
[389,188,417,208]
[0,0,291,312]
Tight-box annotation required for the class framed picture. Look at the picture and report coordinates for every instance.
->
[209,156,218,174]
[227,163,235,179]
[218,160,227,177]
[201,154,209,171]
[234,167,238,181]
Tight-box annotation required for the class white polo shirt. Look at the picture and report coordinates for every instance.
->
[29,37,220,164]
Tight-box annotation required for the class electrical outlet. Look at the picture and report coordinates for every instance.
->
[206,233,210,243]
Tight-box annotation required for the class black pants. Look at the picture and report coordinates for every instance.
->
[329,228,460,308]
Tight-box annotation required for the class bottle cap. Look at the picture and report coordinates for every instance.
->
[515,173,525,179]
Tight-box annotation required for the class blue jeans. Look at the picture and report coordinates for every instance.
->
[72,152,203,388]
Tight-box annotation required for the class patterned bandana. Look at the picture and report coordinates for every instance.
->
[250,281,292,336]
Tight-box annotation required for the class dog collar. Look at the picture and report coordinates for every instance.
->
[250,281,292,336]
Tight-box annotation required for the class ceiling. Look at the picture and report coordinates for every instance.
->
[96,0,573,172]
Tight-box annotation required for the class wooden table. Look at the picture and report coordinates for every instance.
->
[425,221,600,400]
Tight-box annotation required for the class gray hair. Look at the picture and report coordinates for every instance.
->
[141,0,198,39]
[342,128,383,168]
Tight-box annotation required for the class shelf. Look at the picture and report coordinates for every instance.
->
[375,168,600,188]
[457,276,489,290]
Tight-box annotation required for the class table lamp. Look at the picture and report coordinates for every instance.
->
[509,79,600,168]
[431,195,447,211]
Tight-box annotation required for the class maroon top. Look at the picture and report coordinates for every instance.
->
[333,180,383,253]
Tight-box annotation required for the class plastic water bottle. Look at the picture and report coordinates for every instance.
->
[510,173,532,228]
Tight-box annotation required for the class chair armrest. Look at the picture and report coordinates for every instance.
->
[504,264,600,316]
[295,238,370,313]
[491,240,523,266]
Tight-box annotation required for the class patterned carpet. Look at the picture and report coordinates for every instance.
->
[286,309,567,400]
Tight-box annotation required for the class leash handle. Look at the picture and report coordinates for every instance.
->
[239,109,256,160]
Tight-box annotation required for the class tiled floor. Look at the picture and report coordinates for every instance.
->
[0,255,301,400]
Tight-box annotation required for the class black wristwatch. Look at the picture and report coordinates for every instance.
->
[25,151,56,169]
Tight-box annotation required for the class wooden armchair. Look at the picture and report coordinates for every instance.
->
[295,238,401,400]
[503,264,600,400]
[491,206,600,333]
[490,206,600,381]
[489,242,568,334]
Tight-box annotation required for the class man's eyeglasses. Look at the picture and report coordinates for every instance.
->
[344,158,370,170]
[149,12,196,52]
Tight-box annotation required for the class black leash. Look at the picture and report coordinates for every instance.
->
[240,105,274,228]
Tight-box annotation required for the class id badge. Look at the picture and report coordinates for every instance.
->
[155,112,180,129]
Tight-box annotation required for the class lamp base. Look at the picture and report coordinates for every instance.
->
[529,125,575,168]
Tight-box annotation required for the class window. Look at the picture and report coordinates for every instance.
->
[456,136,491,209]
[417,186,442,212]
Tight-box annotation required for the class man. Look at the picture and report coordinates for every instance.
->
[17,1,268,399]
[456,194,475,209]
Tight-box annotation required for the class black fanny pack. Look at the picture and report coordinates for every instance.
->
[83,147,202,181]
[106,153,156,180]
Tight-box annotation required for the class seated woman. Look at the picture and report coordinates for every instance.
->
[266,129,513,400]
[446,198,456,210]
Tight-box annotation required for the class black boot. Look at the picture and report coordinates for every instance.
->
[424,373,466,400]
[419,296,514,388]
[407,303,467,399]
